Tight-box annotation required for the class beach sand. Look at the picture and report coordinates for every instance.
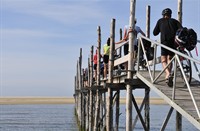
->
[0,97,166,105]
[0,97,75,105]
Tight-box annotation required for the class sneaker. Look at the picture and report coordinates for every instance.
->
[167,76,173,87]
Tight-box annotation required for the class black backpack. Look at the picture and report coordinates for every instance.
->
[175,27,197,51]
[186,28,197,51]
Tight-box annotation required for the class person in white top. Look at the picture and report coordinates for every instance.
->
[116,18,145,70]
[123,19,146,53]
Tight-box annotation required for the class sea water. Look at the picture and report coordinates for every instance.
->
[0,104,78,131]
[0,104,199,131]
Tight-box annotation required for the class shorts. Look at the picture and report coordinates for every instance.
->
[103,55,109,64]
[124,44,138,55]
[94,64,97,70]
[161,40,175,56]
[124,44,129,55]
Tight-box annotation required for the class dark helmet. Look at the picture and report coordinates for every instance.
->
[162,8,172,16]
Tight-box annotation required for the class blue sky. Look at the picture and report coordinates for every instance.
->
[1,0,200,97]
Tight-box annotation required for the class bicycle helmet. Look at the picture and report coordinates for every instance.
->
[162,8,172,16]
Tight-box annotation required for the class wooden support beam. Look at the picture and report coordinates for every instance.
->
[106,83,126,89]
[125,78,146,87]
[144,88,150,130]
[115,90,120,131]
[132,94,148,131]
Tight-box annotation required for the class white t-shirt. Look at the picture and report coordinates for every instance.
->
[124,25,144,46]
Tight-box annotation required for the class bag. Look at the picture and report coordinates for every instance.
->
[175,27,197,51]
[146,47,154,60]
[175,27,188,48]
[186,28,197,51]
[142,39,151,50]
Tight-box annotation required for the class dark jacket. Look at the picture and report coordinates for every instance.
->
[153,18,182,44]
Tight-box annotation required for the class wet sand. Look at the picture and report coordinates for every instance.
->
[0,97,166,105]
[0,97,75,105]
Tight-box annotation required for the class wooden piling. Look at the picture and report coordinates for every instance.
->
[145,5,151,131]
[177,1,183,130]
[86,57,90,131]
[146,5,150,38]
[177,0,182,24]
[119,28,123,57]
[126,0,136,130]
[115,28,122,131]
[79,48,84,129]
[106,18,115,131]
[89,46,94,131]
[94,26,101,131]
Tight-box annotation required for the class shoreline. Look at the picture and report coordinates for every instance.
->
[0,97,167,105]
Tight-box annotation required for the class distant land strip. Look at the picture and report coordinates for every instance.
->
[0,97,167,105]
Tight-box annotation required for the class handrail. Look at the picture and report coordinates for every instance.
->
[139,35,200,64]
[115,40,128,50]
[137,35,200,119]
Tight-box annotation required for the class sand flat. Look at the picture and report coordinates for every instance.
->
[0,97,75,105]
[0,97,166,105]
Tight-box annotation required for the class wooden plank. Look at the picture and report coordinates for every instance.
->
[125,78,147,87]
[106,83,126,90]
[115,40,128,50]
[114,54,130,66]
[137,70,200,128]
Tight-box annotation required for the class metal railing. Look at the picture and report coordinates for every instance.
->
[136,35,200,119]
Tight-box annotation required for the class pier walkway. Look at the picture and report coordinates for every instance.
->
[74,1,200,131]
[74,34,200,130]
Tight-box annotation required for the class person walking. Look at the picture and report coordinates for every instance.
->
[153,8,182,87]
[116,18,145,70]
[103,38,110,79]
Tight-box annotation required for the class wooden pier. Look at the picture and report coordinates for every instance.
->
[74,0,200,130]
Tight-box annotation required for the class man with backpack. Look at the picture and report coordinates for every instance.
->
[153,8,182,87]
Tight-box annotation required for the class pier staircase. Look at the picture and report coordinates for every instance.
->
[112,36,200,130]
[74,30,200,130]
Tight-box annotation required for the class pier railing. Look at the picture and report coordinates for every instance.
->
[136,35,200,119]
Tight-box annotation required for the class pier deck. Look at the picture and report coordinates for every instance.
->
[137,71,200,129]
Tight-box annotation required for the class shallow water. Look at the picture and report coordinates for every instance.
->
[0,104,78,131]
[0,104,199,131]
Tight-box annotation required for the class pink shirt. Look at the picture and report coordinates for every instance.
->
[93,54,97,64]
